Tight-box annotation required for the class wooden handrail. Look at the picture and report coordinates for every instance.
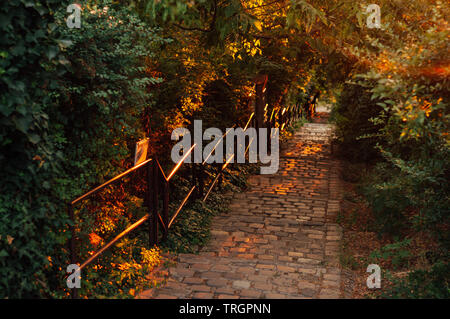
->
[71,159,153,206]
[67,106,300,298]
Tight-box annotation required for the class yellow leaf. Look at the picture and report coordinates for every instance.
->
[254,21,262,32]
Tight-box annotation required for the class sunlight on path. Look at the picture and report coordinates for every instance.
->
[139,117,343,299]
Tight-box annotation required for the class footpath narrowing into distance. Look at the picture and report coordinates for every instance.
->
[140,115,343,299]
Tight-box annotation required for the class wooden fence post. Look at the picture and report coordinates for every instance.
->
[191,163,197,199]
[68,205,78,299]
[148,161,158,246]
[255,74,268,153]
[198,165,204,199]
[162,178,169,239]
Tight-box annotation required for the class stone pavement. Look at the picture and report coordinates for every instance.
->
[139,120,343,299]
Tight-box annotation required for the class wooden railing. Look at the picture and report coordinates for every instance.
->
[66,92,311,298]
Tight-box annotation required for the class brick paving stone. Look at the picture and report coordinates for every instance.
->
[232,280,251,289]
[277,265,296,273]
[300,288,317,297]
[265,293,287,299]
[139,119,343,300]
[183,277,205,285]
[207,281,228,290]
[258,269,277,276]
[254,282,273,291]
[211,265,232,272]
[218,294,240,299]
[155,294,178,299]
[193,292,214,299]
[247,275,270,282]
[191,285,212,292]
[240,289,263,298]
[216,287,236,295]
[170,268,195,277]
[222,272,245,280]
[256,263,275,270]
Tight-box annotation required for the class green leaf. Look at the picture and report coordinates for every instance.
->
[28,134,41,144]
[0,103,13,117]
[46,46,59,60]
[13,116,32,134]
[56,39,73,49]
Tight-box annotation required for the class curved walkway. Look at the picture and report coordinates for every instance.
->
[140,120,342,299]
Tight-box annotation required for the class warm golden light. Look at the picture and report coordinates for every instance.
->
[167,144,197,181]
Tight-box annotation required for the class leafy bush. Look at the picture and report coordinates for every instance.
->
[329,2,449,299]
[331,81,384,162]
[0,0,168,298]
[51,2,170,298]
[0,0,72,298]
[53,2,168,185]
[370,239,412,270]
[382,261,450,299]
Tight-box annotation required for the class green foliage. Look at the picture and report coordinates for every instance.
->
[370,239,412,270]
[163,204,214,253]
[338,1,450,298]
[52,2,170,298]
[331,81,384,162]
[335,0,449,242]
[161,164,255,253]
[134,0,258,45]
[0,0,72,298]
[53,1,168,185]
[287,117,308,134]
[362,155,449,243]
[161,183,229,253]
[75,232,164,299]
[0,0,168,297]
[381,261,450,299]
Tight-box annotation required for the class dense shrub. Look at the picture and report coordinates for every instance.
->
[382,260,450,299]
[0,0,72,298]
[53,3,167,186]
[51,2,170,298]
[331,82,384,162]
[361,152,449,243]
[0,0,168,297]
[329,1,449,299]
[340,3,449,298]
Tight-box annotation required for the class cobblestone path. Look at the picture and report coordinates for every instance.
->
[139,121,343,299]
